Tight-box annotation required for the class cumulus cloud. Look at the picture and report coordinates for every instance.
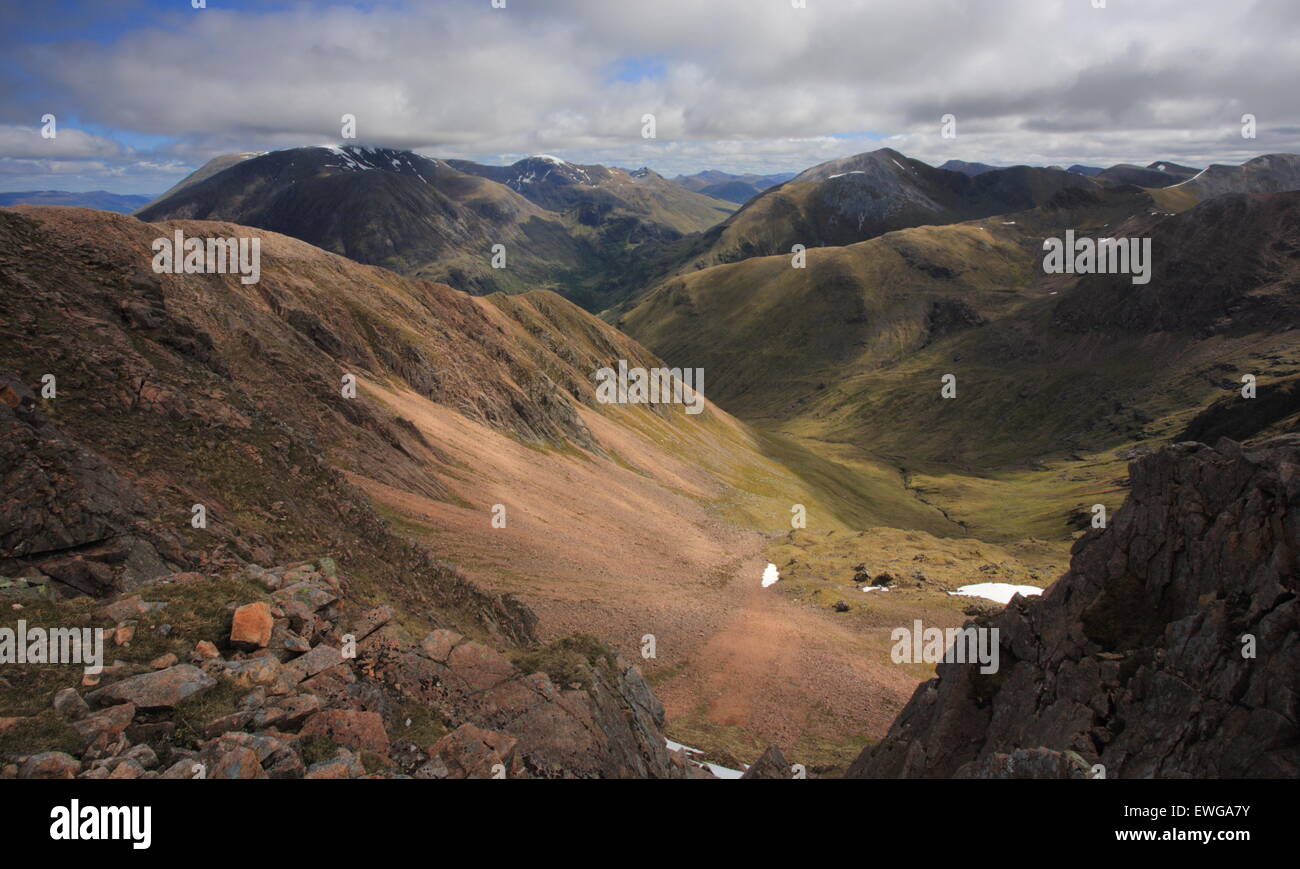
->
[0,124,126,161]
[1,0,1298,190]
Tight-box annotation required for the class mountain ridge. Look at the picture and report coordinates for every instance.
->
[135,146,734,311]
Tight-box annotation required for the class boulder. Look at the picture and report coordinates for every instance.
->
[283,644,344,683]
[299,709,390,756]
[207,746,267,779]
[740,744,792,779]
[72,701,136,755]
[305,750,366,780]
[19,752,80,779]
[86,664,215,711]
[230,601,273,649]
[426,723,517,779]
[51,687,89,720]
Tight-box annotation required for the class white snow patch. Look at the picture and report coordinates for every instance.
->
[1169,166,1210,188]
[532,154,569,165]
[950,583,1043,604]
[860,585,889,592]
[761,563,780,588]
[828,170,866,179]
[665,739,745,779]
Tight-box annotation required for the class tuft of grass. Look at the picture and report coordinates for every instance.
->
[391,697,448,749]
[0,596,97,718]
[299,733,341,766]
[0,710,83,759]
[514,634,617,691]
[166,676,245,750]
[665,705,874,778]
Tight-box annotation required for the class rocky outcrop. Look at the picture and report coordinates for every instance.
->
[0,370,181,597]
[740,744,792,779]
[1,560,683,779]
[850,436,1300,779]
[1052,191,1300,336]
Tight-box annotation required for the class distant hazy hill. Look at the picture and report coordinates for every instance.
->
[0,190,152,213]
[672,170,796,203]
[938,160,999,176]
[1094,161,1200,188]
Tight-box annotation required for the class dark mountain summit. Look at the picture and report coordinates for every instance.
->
[662,148,1100,276]
[1176,154,1300,198]
[136,146,731,310]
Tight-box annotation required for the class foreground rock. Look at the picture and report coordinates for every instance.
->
[850,436,1300,779]
[740,745,792,779]
[87,666,216,711]
[2,560,685,780]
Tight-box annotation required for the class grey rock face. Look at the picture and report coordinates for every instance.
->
[850,436,1300,779]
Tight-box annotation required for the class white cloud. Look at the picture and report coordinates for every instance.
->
[0,124,126,161]
[2,0,1298,190]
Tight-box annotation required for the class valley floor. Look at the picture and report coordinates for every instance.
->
[349,377,1076,772]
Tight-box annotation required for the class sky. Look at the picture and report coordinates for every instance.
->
[1,0,1298,194]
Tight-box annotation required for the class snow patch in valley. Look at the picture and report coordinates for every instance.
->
[761,563,780,588]
[949,583,1043,604]
[665,739,745,779]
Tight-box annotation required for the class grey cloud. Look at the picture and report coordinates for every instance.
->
[1,0,1297,191]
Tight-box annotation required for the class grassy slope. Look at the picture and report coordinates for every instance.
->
[621,186,1300,545]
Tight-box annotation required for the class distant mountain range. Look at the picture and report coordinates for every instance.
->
[128,144,1300,318]
[0,190,153,213]
[942,159,1204,187]
[671,170,796,203]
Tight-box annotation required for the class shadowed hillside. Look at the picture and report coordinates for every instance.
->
[138,147,733,311]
